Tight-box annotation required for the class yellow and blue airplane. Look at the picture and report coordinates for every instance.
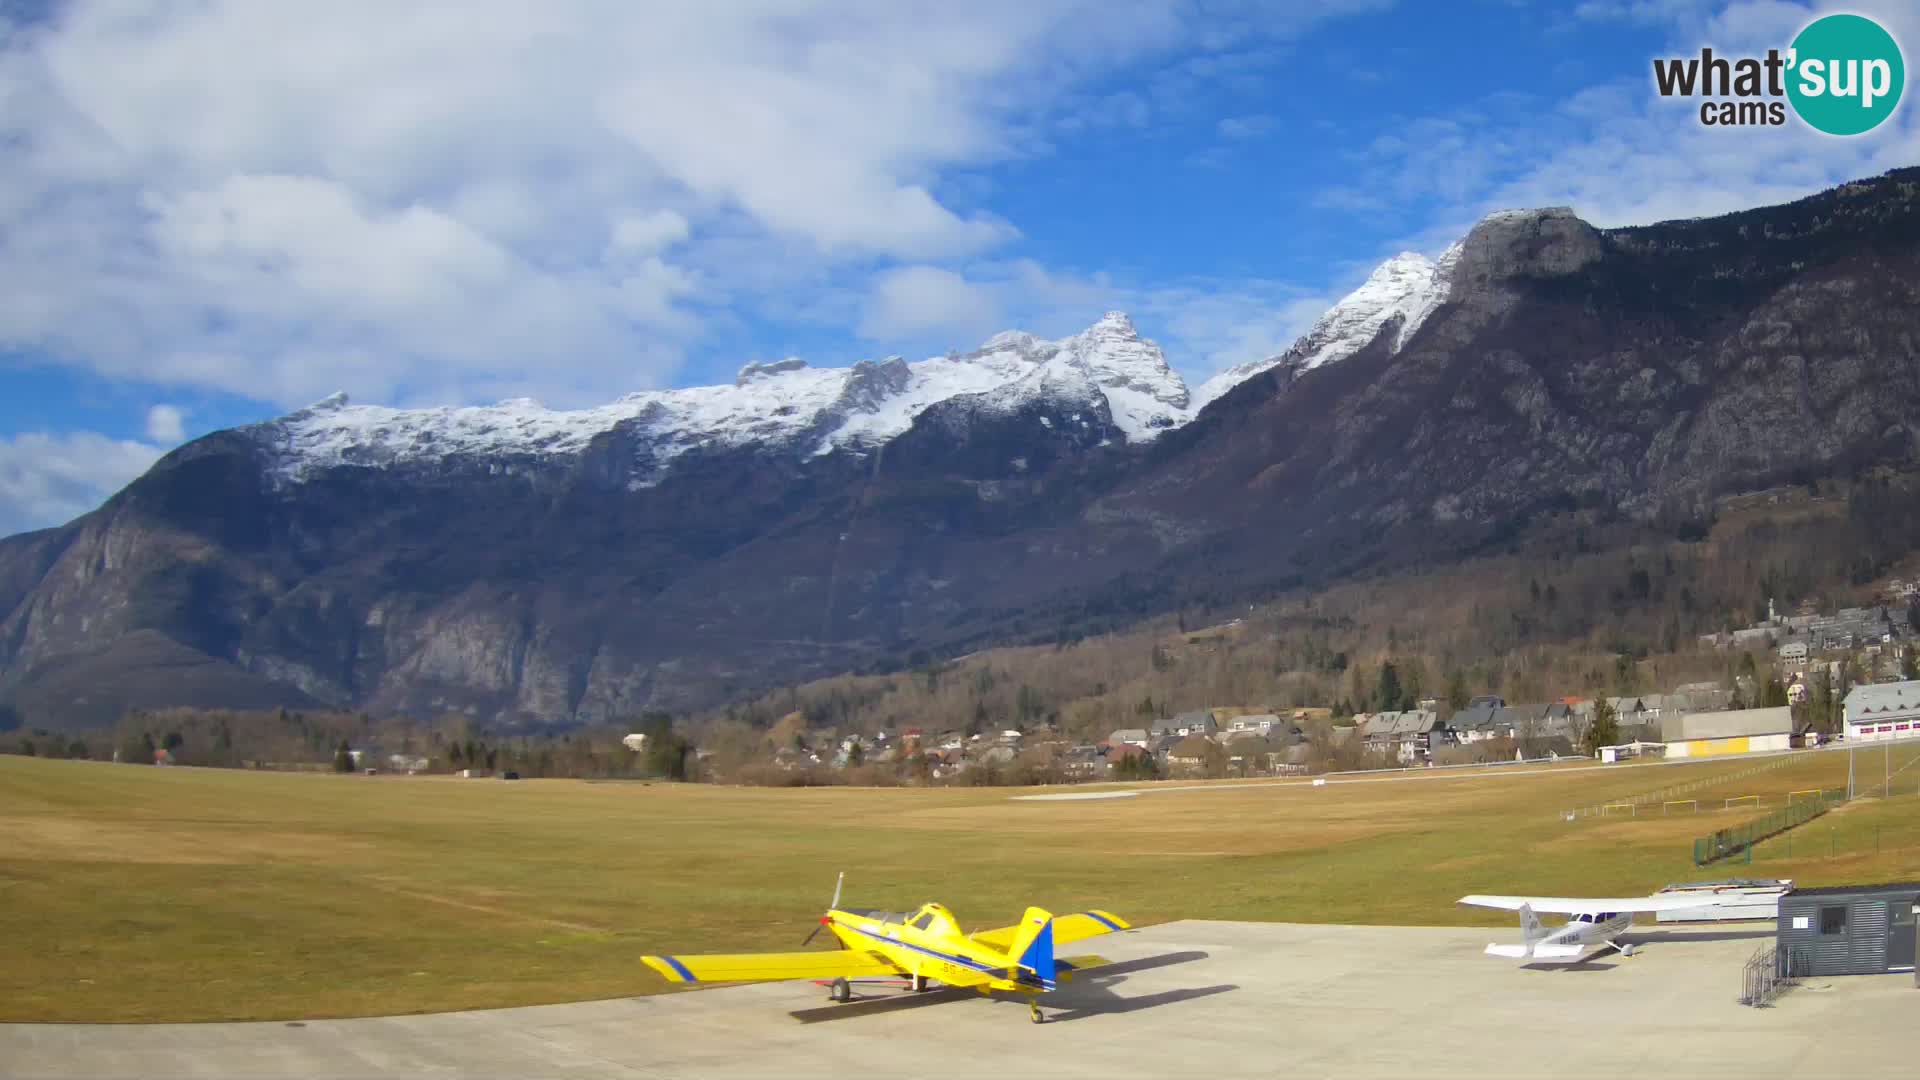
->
[642,874,1130,1023]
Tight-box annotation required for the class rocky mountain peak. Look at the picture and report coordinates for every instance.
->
[734,357,810,386]
[834,356,913,414]
[1448,206,1603,298]
[1189,246,1455,411]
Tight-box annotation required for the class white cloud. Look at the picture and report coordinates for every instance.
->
[1325,1,1920,249]
[610,210,691,256]
[0,1,1391,413]
[859,265,1004,343]
[144,404,185,444]
[0,430,162,537]
[1573,0,1717,25]
[1216,113,1278,139]
[844,257,1332,386]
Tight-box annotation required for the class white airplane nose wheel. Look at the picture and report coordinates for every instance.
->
[1029,1002,1044,1024]
[1622,944,1635,957]
[829,977,851,1002]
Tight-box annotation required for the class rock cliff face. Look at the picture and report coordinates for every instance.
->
[4,169,1919,728]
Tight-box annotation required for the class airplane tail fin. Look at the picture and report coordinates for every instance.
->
[1003,906,1057,986]
[1484,903,1547,960]
[1519,902,1545,947]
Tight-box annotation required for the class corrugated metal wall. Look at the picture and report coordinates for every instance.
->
[1777,889,1919,976]
[1851,901,1890,974]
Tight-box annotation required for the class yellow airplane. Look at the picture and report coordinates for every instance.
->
[642,874,1130,1023]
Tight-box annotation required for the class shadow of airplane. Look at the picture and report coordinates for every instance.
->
[1512,927,1777,971]
[786,950,1222,1024]
[1521,957,1619,972]
[1039,983,1238,1023]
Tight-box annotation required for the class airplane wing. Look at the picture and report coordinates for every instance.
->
[642,949,902,985]
[1459,894,1712,915]
[969,910,1131,950]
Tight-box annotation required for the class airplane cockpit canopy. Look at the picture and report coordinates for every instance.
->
[906,902,960,935]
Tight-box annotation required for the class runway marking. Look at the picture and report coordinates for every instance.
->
[1010,791,1140,802]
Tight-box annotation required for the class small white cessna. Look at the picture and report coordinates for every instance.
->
[1459,893,1714,962]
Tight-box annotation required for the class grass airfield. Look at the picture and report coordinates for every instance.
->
[4,747,1920,1022]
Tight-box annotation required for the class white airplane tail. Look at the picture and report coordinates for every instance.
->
[1484,902,1549,959]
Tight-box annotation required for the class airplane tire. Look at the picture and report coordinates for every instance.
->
[911,974,931,993]
[830,978,851,1003]
[1622,944,1636,957]
[1029,1002,1044,1025]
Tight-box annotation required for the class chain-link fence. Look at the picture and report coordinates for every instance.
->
[1692,790,1845,865]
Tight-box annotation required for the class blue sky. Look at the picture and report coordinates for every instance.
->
[1,0,1916,536]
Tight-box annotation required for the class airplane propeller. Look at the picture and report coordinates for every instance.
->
[802,871,845,946]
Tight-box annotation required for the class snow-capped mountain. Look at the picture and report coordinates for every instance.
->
[1190,244,1462,411]
[11,171,1919,732]
[249,311,1193,486]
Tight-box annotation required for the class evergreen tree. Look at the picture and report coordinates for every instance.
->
[1762,678,1789,708]
[333,739,354,773]
[1581,696,1619,756]
[1373,662,1404,713]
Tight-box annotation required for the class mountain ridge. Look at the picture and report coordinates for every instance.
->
[4,168,1919,729]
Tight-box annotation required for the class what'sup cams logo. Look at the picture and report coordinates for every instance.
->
[1654,12,1904,134]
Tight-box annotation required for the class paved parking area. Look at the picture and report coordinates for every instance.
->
[3,921,1912,1079]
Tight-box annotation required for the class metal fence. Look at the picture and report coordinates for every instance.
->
[1565,753,1802,820]
[1738,944,1806,1007]
[1692,791,1844,866]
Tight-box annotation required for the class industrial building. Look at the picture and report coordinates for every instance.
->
[1776,882,1919,977]
[1659,706,1793,758]
[1843,679,1920,741]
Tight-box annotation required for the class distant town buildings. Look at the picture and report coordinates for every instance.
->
[1842,680,1920,741]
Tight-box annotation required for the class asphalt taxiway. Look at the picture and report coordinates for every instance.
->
[4,921,1911,1079]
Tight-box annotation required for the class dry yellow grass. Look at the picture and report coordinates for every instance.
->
[3,746,1919,1023]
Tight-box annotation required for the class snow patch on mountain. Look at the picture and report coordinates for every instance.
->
[250,312,1193,485]
[1189,244,1461,411]
[246,229,1498,487]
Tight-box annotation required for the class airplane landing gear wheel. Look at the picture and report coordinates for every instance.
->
[829,977,851,1003]
[1029,1002,1044,1025]
[1622,944,1636,957]
[911,974,931,993]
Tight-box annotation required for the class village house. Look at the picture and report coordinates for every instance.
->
[1167,735,1216,773]
[1444,703,1505,743]
[1151,710,1219,739]
[1107,728,1150,749]
[1061,745,1103,777]
[1359,709,1444,763]
[1843,679,1920,741]
[1105,744,1152,774]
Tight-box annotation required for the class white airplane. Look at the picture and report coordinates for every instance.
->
[1459,893,1714,962]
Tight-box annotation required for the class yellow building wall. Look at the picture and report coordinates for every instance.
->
[1669,733,1790,758]
[1690,736,1751,757]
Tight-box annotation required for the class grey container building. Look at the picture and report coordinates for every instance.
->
[1775,882,1919,977]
